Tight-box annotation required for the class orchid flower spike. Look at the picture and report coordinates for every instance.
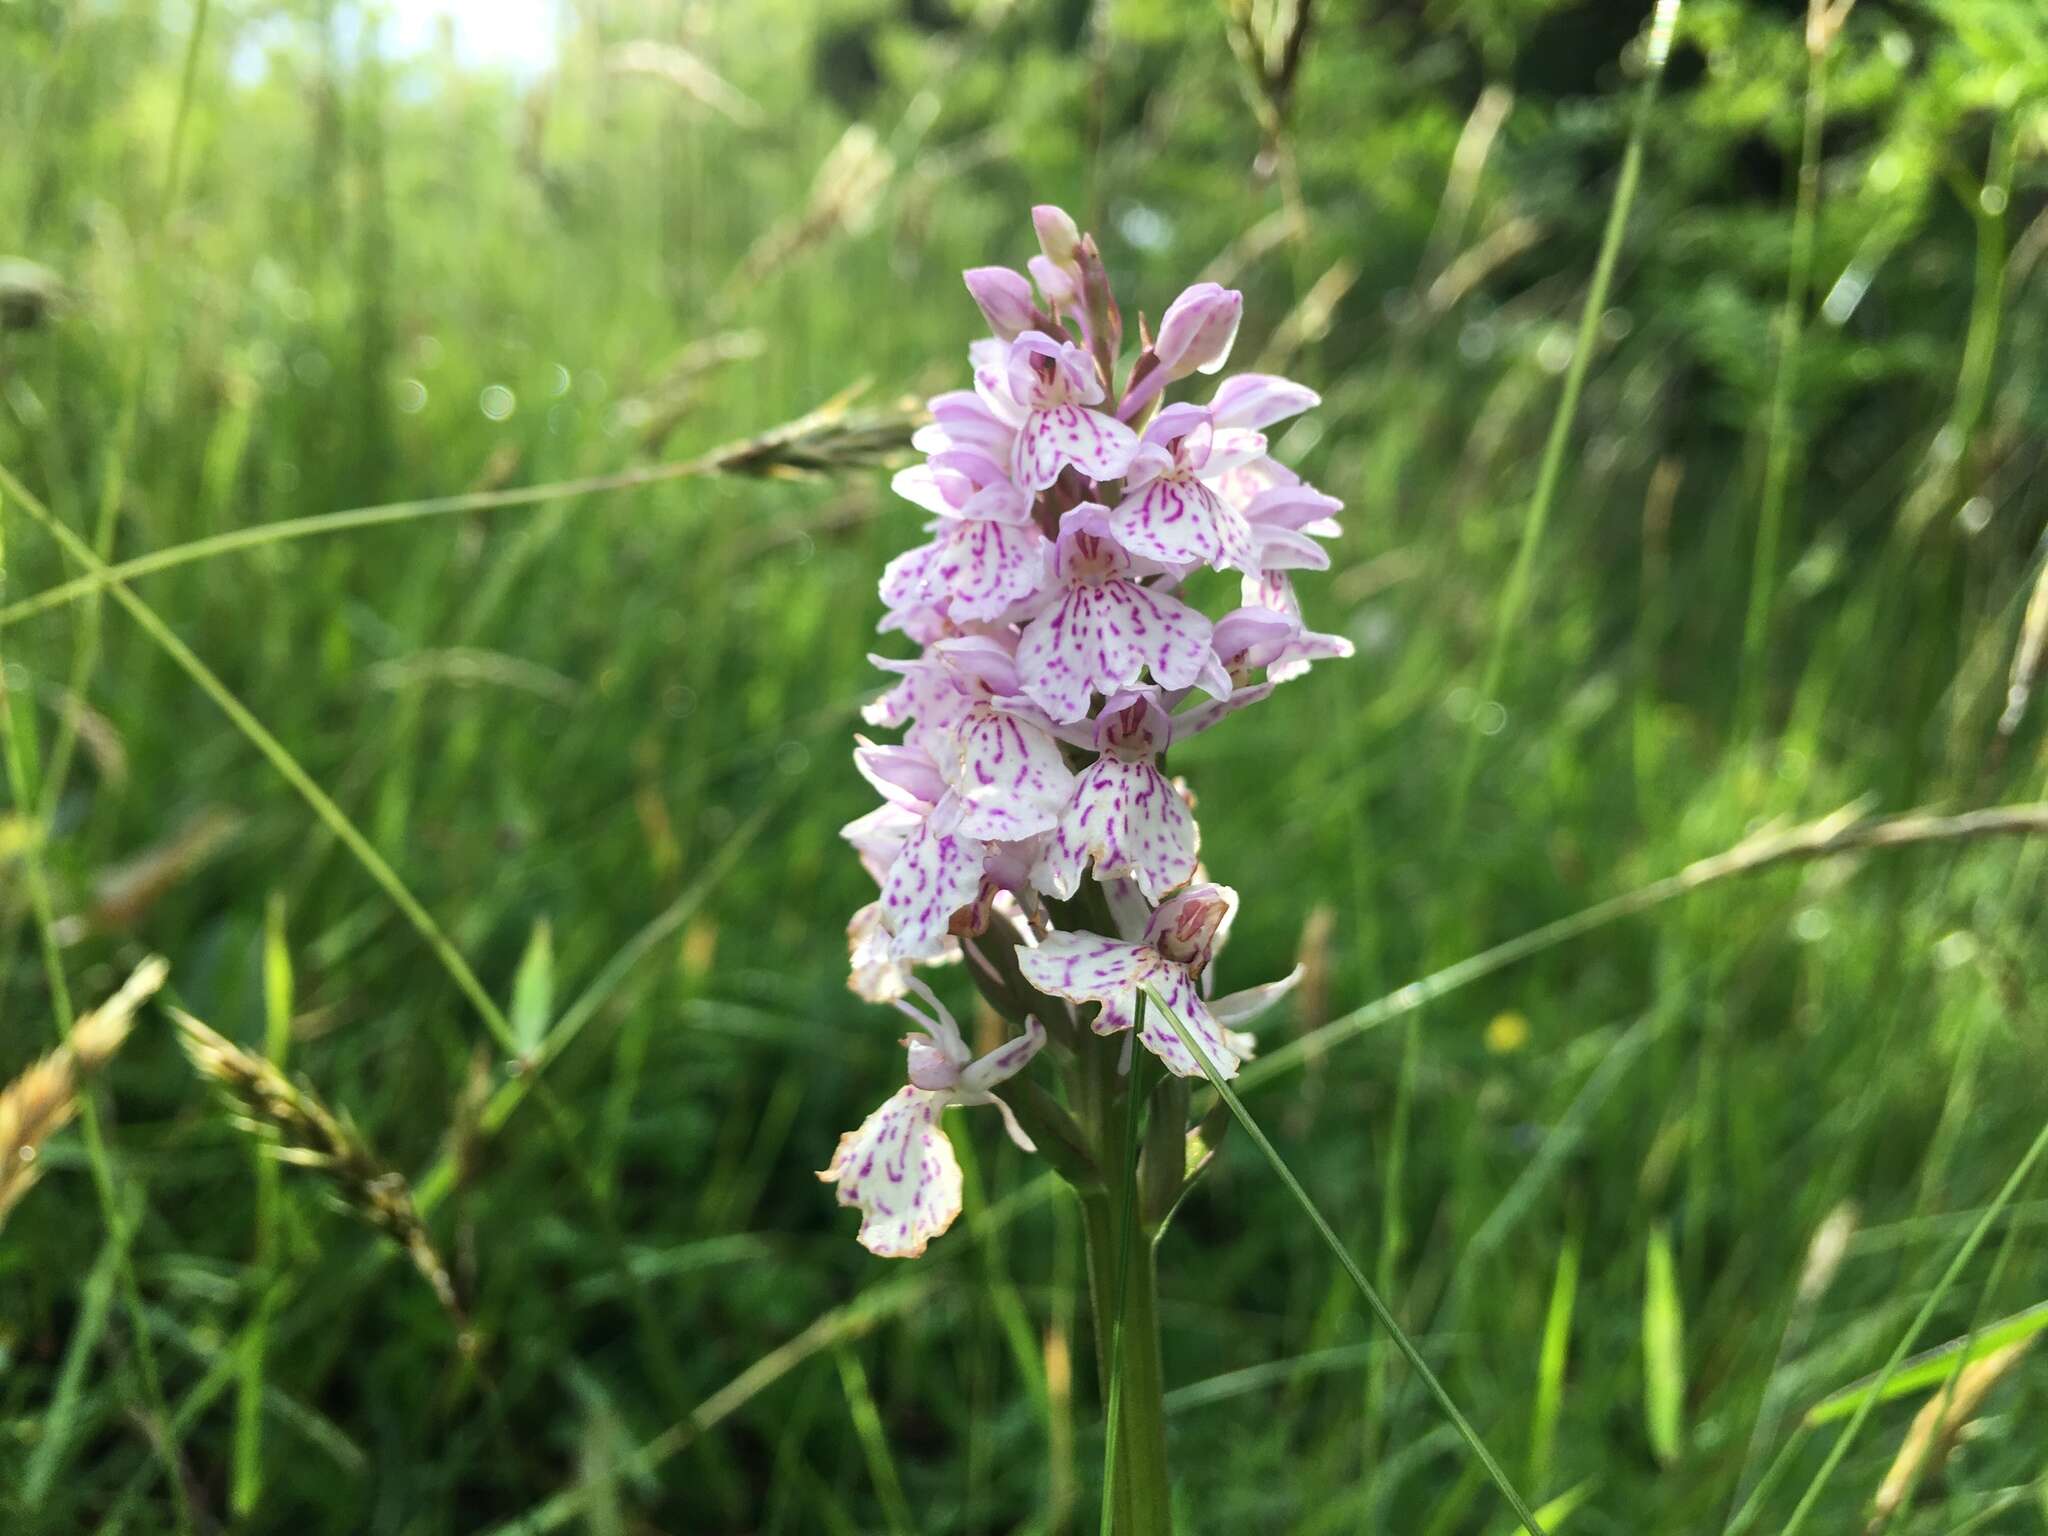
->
[839,203,1351,1256]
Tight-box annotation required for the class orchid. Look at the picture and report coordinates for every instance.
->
[828,203,1352,1533]
[820,980,1045,1257]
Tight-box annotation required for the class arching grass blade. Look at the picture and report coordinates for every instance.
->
[1145,986,1549,1536]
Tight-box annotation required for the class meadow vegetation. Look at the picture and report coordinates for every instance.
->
[4,0,2048,1531]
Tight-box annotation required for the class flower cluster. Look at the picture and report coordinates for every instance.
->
[823,205,1351,1258]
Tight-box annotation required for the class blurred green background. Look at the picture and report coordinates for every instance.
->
[5,0,2048,1531]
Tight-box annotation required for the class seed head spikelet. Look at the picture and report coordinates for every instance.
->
[0,956,167,1228]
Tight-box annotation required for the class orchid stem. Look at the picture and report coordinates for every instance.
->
[1074,1010,1174,1536]
[1081,1193,1173,1536]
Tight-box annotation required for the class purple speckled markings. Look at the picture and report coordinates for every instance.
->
[1035,691,1198,901]
[830,203,1353,1257]
[1110,405,1262,572]
[1016,504,1225,721]
[820,987,1045,1257]
[1018,888,1249,1080]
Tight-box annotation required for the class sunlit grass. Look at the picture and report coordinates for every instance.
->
[4,0,2048,1531]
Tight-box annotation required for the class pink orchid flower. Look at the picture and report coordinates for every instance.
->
[820,981,1046,1257]
[1015,504,1222,723]
[978,330,1140,492]
[1109,404,1266,573]
[1020,883,1276,1078]
[879,456,1049,624]
[1034,690,1200,902]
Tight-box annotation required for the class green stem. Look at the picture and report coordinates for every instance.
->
[1449,0,1681,835]
[1081,1195,1174,1536]
[1740,4,1831,730]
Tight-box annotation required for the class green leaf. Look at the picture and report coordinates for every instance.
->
[1642,1223,1687,1466]
[509,917,555,1059]
[1529,1230,1579,1490]
[1804,1299,2048,1427]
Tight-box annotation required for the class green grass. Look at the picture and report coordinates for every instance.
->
[5,1,2048,1532]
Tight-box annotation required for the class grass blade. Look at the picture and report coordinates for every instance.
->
[1451,0,1684,828]
[1642,1223,1687,1465]
[835,1344,917,1536]
[1146,986,1549,1536]
[1528,1229,1579,1490]
[234,892,296,1516]
[22,1231,123,1505]
[1777,1114,2048,1536]
[508,916,556,1061]
[1803,1299,2048,1426]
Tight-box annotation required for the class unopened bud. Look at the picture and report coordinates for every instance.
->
[963,266,1038,341]
[1154,283,1243,379]
[1032,204,1083,268]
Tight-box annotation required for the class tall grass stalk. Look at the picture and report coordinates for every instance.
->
[0,463,710,1442]
[1243,801,2048,1090]
[0,506,193,1531]
[1740,0,1847,727]
[1449,0,1682,830]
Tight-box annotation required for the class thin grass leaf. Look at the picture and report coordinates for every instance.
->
[1777,1115,2048,1536]
[1803,1299,2048,1426]
[1489,1481,1596,1536]
[0,393,922,630]
[1642,1223,1687,1465]
[234,893,295,1517]
[1145,985,1549,1536]
[22,1230,123,1505]
[508,917,555,1060]
[1529,1231,1579,1491]
[836,1345,916,1536]
[1245,801,2048,1090]
[1451,0,1685,828]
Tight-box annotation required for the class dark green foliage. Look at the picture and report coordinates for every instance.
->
[2,0,2047,1531]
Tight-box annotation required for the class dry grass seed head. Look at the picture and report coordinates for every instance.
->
[0,955,168,1227]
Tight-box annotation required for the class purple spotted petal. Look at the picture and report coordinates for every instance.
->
[958,1017,1049,1095]
[818,1086,964,1258]
[1014,404,1140,492]
[941,704,1074,840]
[842,801,919,887]
[1016,577,1216,723]
[1018,931,1158,1015]
[1038,757,1199,902]
[1132,967,1245,1080]
[882,518,1049,623]
[881,816,986,960]
[1108,470,1256,573]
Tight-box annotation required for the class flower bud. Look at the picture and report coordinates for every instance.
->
[1032,204,1083,268]
[963,266,1038,341]
[905,1036,961,1091]
[1153,283,1243,379]
[1028,254,1079,310]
